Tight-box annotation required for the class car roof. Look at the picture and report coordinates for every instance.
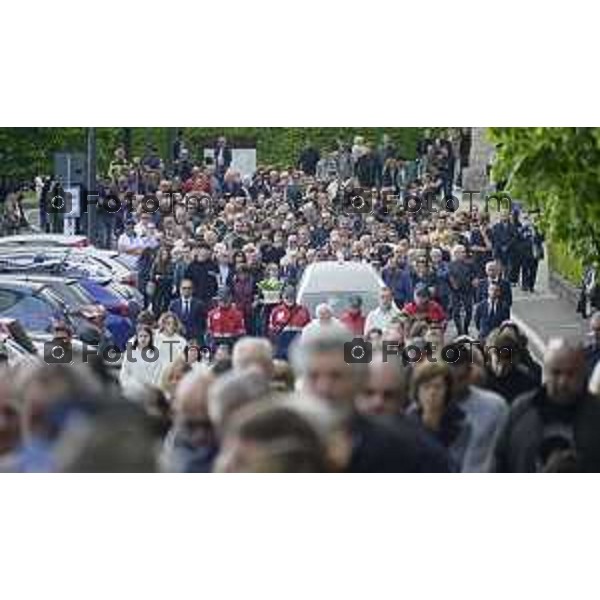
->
[0,234,87,245]
[297,261,384,294]
[0,273,78,284]
[0,277,48,293]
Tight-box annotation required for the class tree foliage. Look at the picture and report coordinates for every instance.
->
[0,127,425,188]
[488,127,600,264]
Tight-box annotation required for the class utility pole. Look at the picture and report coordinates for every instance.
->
[167,127,179,176]
[123,127,132,159]
[86,127,97,242]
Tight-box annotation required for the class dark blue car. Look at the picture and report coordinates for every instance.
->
[0,274,134,351]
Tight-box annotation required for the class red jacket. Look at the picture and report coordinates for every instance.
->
[403,300,446,324]
[207,304,246,337]
[269,302,311,335]
[182,174,212,195]
[340,310,366,336]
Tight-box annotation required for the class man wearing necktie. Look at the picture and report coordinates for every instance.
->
[477,260,512,308]
[168,278,206,345]
[474,282,510,341]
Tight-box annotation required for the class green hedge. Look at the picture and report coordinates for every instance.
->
[547,240,584,285]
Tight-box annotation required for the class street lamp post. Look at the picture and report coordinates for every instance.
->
[86,127,97,241]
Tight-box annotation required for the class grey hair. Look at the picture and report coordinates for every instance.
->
[232,337,274,374]
[315,303,333,318]
[452,244,466,258]
[208,368,271,430]
[289,327,364,379]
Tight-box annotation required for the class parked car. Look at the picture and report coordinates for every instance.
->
[0,234,89,248]
[85,248,139,288]
[0,317,41,368]
[296,261,385,317]
[0,251,143,315]
[19,274,134,351]
[0,274,131,349]
[0,278,80,336]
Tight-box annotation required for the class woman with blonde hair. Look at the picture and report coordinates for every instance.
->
[156,311,187,377]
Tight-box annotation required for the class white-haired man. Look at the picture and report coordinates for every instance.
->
[364,287,402,336]
[232,337,275,381]
[301,303,350,341]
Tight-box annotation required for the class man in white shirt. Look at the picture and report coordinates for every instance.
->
[364,287,402,336]
[117,219,143,256]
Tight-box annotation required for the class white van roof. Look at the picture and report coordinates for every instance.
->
[297,261,384,295]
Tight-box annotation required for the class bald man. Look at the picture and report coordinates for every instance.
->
[160,370,218,472]
[495,338,600,472]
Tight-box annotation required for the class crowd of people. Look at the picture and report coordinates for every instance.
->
[2,129,600,473]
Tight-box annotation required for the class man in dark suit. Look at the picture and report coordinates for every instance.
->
[214,136,232,182]
[184,243,219,305]
[169,278,206,344]
[474,282,510,341]
[491,210,517,274]
[477,260,513,307]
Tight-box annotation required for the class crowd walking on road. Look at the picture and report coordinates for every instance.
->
[3,129,599,473]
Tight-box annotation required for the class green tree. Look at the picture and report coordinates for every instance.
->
[0,127,426,190]
[489,127,600,264]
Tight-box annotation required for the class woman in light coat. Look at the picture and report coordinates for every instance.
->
[119,325,163,395]
[155,311,187,378]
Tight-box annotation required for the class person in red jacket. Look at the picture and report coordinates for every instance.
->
[207,288,246,353]
[403,284,446,326]
[340,296,366,336]
[269,285,311,360]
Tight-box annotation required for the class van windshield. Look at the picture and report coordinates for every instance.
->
[300,292,379,317]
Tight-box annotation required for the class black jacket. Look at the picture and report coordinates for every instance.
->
[484,363,540,405]
[298,147,320,176]
[355,154,378,188]
[185,260,219,305]
[477,278,513,306]
[169,296,206,341]
[494,387,600,472]
[474,299,511,339]
[347,414,451,473]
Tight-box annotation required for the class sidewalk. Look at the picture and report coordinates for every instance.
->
[455,188,588,360]
[508,244,587,361]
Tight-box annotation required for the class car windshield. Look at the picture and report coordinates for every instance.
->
[4,295,59,332]
[45,282,92,309]
[80,280,119,307]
